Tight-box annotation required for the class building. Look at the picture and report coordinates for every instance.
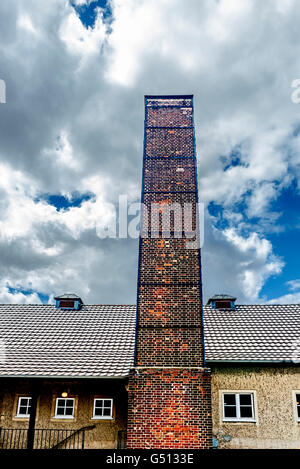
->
[205,296,300,449]
[0,96,299,449]
[0,298,135,449]
[0,295,299,449]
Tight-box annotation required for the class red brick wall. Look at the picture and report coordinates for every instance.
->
[127,96,212,449]
[127,369,212,449]
[144,159,196,192]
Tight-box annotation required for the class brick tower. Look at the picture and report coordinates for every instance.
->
[127,95,212,449]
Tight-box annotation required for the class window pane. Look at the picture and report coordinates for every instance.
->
[19,398,28,406]
[57,399,64,407]
[240,406,253,418]
[239,394,252,406]
[65,407,73,416]
[66,399,74,407]
[224,406,237,418]
[224,394,236,406]
[56,407,65,415]
[103,408,111,416]
[19,406,28,415]
[104,400,111,407]
[94,407,103,416]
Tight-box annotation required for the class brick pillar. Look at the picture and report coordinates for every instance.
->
[127,95,212,449]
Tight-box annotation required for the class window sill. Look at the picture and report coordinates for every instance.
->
[15,415,30,419]
[223,419,256,423]
[91,417,113,420]
[53,416,75,420]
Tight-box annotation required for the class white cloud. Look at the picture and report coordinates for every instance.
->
[267,291,300,304]
[223,228,283,300]
[0,161,116,243]
[43,130,81,170]
[59,7,106,56]
[246,182,278,218]
[286,279,300,291]
[0,281,42,304]
[17,13,39,36]
[1,0,300,304]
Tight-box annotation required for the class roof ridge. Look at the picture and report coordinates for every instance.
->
[204,303,300,307]
[0,303,136,306]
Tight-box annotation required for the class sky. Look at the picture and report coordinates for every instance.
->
[0,0,300,305]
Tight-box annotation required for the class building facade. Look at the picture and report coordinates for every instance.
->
[0,377,127,449]
[0,299,300,449]
[211,366,300,449]
[0,96,299,449]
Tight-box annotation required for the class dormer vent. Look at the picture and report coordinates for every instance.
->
[207,294,236,310]
[55,294,83,310]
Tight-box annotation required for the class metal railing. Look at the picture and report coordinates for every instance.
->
[0,426,95,449]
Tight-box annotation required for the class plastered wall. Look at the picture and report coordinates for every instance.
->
[0,378,128,449]
[211,366,300,449]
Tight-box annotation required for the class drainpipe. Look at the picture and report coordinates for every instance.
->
[27,380,40,450]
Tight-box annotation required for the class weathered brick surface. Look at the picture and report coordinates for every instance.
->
[142,192,197,235]
[128,96,212,449]
[136,328,204,367]
[144,158,196,192]
[147,106,193,127]
[145,128,194,158]
[127,369,212,449]
[139,238,200,284]
[137,284,202,328]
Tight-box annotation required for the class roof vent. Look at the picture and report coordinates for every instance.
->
[55,294,83,311]
[207,294,236,310]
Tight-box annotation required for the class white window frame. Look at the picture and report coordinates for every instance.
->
[294,391,300,423]
[92,398,113,420]
[16,396,32,418]
[222,392,256,423]
[54,397,75,419]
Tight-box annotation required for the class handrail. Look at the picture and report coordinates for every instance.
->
[50,425,96,450]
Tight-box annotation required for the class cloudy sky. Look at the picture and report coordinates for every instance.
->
[0,0,300,306]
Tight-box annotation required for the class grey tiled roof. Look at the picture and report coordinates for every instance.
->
[0,304,136,378]
[0,303,299,378]
[203,304,300,363]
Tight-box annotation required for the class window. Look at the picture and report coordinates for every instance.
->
[223,393,255,422]
[295,393,300,422]
[54,398,75,419]
[92,399,113,419]
[215,300,232,309]
[16,397,31,418]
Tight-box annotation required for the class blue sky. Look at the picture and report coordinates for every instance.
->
[261,183,300,300]
[0,0,300,305]
[71,0,112,27]
[41,193,93,211]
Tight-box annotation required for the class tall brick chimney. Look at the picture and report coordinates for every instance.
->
[127,95,212,449]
